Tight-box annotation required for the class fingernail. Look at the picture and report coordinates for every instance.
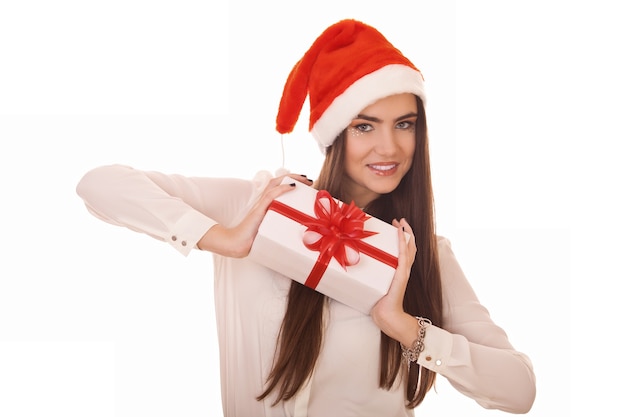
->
[402,227,405,231]
[300,174,308,178]
[290,183,296,187]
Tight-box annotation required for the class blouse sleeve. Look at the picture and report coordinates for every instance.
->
[416,236,536,414]
[75,164,266,256]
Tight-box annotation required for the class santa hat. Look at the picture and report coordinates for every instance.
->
[276,19,426,153]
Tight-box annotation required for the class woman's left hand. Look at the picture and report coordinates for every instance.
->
[370,218,420,346]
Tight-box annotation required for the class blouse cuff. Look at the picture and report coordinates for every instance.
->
[167,210,217,256]
[418,324,471,373]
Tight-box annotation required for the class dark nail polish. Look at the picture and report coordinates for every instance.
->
[402,227,405,231]
[290,183,296,187]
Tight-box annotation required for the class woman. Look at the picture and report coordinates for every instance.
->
[76,19,535,416]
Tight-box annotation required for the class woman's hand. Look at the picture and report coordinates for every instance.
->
[197,174,313,258]
[370,218,421,346]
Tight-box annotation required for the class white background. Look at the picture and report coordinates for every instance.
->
[1,0,622,416]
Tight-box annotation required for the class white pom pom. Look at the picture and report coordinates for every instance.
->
[275,167,290,177]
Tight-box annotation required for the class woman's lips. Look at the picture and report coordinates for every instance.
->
[367,163,399,176]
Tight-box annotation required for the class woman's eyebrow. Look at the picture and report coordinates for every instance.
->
[394,112,419,122]
[355,114,381,123]
[354,112,418,123]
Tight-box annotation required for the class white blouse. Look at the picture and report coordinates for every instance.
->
[76,164,536,417]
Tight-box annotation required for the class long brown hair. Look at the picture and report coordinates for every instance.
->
[257,96,443,407]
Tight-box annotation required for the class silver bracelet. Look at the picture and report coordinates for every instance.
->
[401,316,431,372]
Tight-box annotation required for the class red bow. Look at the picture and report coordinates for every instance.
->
[267,190,398,290]
[301,190,376,270]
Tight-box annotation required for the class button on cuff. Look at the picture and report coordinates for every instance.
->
[168,211,217,256]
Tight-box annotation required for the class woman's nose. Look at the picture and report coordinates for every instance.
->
[374,127,398,155]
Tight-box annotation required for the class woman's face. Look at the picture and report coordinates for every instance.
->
[343,93,417,208]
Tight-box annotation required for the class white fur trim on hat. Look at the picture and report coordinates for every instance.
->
[310,64,426,151]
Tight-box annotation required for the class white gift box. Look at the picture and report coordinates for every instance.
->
[248,178,403,315]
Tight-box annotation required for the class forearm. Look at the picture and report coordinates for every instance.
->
[372,311,420,348]
[409,237,536,413]
[76,164,218,255]
[418,325,536,413]
[196,223,254,258]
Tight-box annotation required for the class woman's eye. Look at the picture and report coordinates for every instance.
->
[355,123,373,132]
[396,120,415,130]
[349,124,373,136]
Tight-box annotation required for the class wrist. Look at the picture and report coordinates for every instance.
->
[375,312,421,347]
[197,224,251,258]
[197,224,219,252]
[401,316,432,368]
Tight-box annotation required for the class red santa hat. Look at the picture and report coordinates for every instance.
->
[276,19,426,152]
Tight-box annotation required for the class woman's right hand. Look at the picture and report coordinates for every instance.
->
[196,174,313,258]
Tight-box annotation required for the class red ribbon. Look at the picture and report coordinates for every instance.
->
[267,190,398,289]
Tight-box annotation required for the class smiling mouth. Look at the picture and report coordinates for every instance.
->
[367,163,399,176]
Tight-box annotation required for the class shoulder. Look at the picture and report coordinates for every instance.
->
[435,235,481,307]
[435,235,464,273]
[436,234,451,246]
[435,235,453,255]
